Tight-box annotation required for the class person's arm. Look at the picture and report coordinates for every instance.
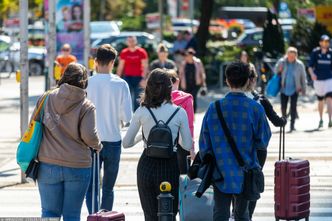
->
[80,107,102,151]
[178,109,193,151]
[179,63,186,90]
[198,105,213,158]
[123,109,142,148]
[199,60,207,86]
[259,96,287,127]
[299,62,307,95]
[274,58,283,75]
[116,59,125,77]
[183,96,195,158]
[120,82,133,124]
[253,105,272,151]
[308,51,317,81]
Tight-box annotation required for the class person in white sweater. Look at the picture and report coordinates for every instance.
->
[123,68,192,221]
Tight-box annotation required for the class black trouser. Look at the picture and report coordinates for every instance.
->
[177,145,190,174]
[185,86,200,113]
[280,92,298,129]
[214,186,250,221]
[137,150,179,221]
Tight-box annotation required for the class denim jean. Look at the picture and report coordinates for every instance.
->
[123,76,143,111]
[213,186,249,221]
[86,141,122,214]
[37,162,91,221]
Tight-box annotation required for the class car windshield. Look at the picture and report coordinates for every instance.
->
[91,22,118,33]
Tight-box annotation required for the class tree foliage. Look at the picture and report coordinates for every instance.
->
[91,0,146,21]
[0,0,43,22]
[262,10,285,58]
[290,17,332,55]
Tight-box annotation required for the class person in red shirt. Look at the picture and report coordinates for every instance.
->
[117,36,148,110]
[55,44,77,75]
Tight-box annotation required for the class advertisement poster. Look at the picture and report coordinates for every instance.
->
[56,0,84,62]
[315,6,332,34]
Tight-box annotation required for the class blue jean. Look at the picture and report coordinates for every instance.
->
[86,141,122,214]
[123,76,143,111]
[37,162,91,221]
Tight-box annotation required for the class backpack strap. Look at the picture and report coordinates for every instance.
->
[166,107,181,125]
[146,107,158,125]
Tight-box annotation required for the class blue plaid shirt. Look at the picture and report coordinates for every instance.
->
[199,92,271,194]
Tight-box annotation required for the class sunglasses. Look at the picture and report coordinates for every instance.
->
[62,48,70,52]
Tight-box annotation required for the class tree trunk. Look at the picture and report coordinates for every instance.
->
[195,0,214,57]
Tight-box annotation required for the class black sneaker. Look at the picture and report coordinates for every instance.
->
[318,120,323,128]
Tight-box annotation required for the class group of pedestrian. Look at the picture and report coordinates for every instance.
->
[270,34,332,132]
[29,32,332,221]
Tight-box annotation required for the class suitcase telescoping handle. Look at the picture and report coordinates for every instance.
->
[279,126,285,161]
[92,150,100,214]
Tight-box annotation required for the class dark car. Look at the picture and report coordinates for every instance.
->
[236,28,263,48]
[90,31,172,58]
[236,26,293,48]
[0,35,46,76]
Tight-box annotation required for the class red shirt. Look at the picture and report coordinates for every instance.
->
[120,47,148,77]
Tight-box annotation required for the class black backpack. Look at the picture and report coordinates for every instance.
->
[143,107,180,159]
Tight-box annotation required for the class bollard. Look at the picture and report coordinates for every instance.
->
[157,181,174,221]
[16,70,21,83]
[54,64,62,81]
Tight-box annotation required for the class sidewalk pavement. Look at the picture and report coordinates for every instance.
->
[1,76,332,220]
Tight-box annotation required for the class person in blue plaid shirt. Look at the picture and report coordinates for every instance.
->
[199,62,271,221]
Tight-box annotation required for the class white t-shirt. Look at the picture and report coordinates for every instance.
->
[87,73,132,142]
[123,103,193,151]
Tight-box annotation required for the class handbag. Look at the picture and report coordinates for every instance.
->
[179,175,214,221]
[266,74,281,97]
[215,101,264,201]
[25,159,40,182]
[16,92,49,173]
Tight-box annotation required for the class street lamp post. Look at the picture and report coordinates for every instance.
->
[48,0,56,89]
[159,0,164,41]
[19,0,29,183]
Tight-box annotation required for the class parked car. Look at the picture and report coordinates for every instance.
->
[0,35,46,76]
[171,18,199,33]
[90,31,172,58]
[236,26,292,48]
[236,28,263,48]
[90,21,121,43]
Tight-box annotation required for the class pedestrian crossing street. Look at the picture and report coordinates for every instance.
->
[0,185,331,221]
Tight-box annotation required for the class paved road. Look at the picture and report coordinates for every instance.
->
[0,76,332,220]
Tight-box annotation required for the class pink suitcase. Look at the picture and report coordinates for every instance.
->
[274,127,310,221]
[87,210,125,221]
[87,152,125,221]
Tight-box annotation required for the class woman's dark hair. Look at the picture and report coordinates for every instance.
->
[141,68,173,108]
[57,63,88,89]
[71,4,82,20]
[225,61,250,88]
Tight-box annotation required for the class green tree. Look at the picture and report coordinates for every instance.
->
[262,10,285,58]
[290,17,332,55]
[289,16,313,55]
[91,0,146,21]
[0,0,43,23]
[196,0,215,57]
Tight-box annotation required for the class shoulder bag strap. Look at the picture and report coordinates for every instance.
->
[32,90,52,121]
[214,101,245,167]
